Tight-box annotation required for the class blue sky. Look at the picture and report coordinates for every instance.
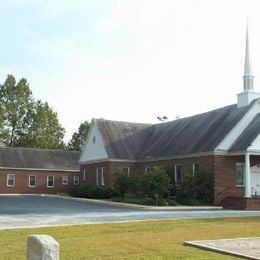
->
[0,0,260,141]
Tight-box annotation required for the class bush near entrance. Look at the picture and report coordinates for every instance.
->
[176,170,212,205]
[70,166,212,206]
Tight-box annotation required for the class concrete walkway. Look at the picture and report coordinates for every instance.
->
[185,237,260,259]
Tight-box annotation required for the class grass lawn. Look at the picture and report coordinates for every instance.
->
[1,217,260,259]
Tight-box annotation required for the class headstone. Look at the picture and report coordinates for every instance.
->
[27,235,59,260]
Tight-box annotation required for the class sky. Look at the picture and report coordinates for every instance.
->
[0,0,260,141]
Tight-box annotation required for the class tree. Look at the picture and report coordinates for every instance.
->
[0,75,34,146]
[67,121,90,151]
[0,75,66,149]
[142,166,171,199]
[17,101,65,149]
[112,169,129,197]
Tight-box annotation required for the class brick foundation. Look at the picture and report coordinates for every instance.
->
[219,196,260,210]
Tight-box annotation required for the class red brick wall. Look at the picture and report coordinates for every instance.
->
[213,155,245,204]
[0,169,80,194]
[80,161,136,186]
[80,155,260,206]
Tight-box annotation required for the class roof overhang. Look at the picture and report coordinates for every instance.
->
[0,167,80,172]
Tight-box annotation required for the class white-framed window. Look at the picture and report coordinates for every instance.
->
[145,166,151,173]
[62,176,68,185]
[73,176,80,185]
[192,163,200,173]
[47,176,54,188]
[29,175,36,187]
[122,167,130,176]
[96,168,99,185]
[100,167,105,186]
[83,169,87,182]
[174,165,181,184]
[7,174,15,187]
[235,163,245,186]
[96,167,105,186]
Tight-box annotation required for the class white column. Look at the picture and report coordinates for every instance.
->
[245,152,251,197]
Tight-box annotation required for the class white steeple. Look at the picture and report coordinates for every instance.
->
[243,19,254,91]
[237,19,260,108]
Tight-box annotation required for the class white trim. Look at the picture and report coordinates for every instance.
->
[47,176,54,188]
[215,99,260,151]
[7,174,15,187]
[0,167,79,172]
[28,175,36,187]
[80,149,260,166]
[245,152,251,197]
[80,151,227,165]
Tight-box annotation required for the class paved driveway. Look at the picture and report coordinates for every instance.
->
[1,195,260,229]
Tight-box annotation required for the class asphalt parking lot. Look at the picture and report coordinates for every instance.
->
[1,195,260,229]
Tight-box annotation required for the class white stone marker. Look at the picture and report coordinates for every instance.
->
[27,235,59,260]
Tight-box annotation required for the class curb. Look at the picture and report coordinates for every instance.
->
[48,194,223,211]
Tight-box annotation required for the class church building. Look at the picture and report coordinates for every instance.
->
[79,24,260,209]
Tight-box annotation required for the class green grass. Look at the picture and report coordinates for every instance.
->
[1,217,260,259]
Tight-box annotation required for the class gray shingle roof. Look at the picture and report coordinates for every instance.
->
[96,103,251,160]
[229,114,260,152]
[0,147,80,171]
[96,119,152,159]
[139,104,250,158]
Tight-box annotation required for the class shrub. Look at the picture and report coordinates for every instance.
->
[176,170,212,204]
[70,185,115,199]
[112,166,171,200]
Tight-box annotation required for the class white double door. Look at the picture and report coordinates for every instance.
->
[250,166,260,195]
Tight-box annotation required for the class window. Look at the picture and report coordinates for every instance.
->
[7,174,15,187]
[192,163,200,173]
[145,166,151,173]
[100,167,105,186]
[174,165,181,184]
[96,167,105,185]
[62,176,68,185]
[235,163,245,186]
[47,176,54,188]
[122,167,130,176]
[96,168,99,185]
[83,169,87,182]
[29,175,36,187]
[73,176,80,185]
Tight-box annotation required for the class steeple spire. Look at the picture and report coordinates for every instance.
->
[243,18,254,91]
[237,19,260,108]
